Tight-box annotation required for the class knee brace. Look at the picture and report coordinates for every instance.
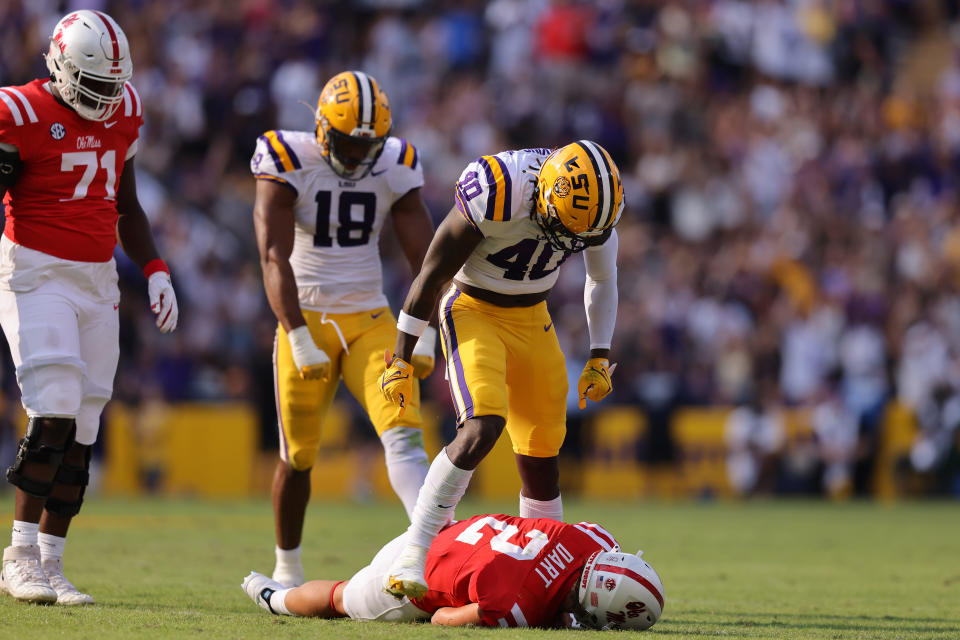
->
[6,417,76,497]
[45,444,92,519]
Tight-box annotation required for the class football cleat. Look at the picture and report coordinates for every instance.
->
[41,557,94,605]
[45,11,132,122]
[271,563,305,588]
[382,543,428,600]
[0,545,57,604]
[315,71,392,180]
[242,571,285,615]
[535,140,624,253]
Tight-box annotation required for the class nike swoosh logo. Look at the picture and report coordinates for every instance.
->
[382,371,409,387]
[437,504,454,509]
[544,322,553,332]
[370,168,388,176]
[371,311,384,319]
[104,121,117,129]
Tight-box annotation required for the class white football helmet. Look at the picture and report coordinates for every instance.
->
[575,550,665,631]
[45,10,132,122]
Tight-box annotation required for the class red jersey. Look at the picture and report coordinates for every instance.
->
[0,79,142,262]
[412,515,619,628]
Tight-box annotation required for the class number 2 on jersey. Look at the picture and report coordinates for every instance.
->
[60,150,117,201]
[314,190,376,247]
[455,515,549,560]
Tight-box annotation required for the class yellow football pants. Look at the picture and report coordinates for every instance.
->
[438,285,567,457]
[274,307,421,470]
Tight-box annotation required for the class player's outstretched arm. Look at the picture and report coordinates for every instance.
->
[254,178,330,381]
[578,229,619,408]
[391,187,439,377]
[391,206,482,362]
[116,159,179,333]
[254,179,304,333]
[431,602,481,626]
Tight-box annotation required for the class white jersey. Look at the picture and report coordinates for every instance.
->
[251,131,423,313]
[453,148,583,295]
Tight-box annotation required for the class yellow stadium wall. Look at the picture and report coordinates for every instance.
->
[30,400,916,500]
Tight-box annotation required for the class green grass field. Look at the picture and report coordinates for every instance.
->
[0,497,958,639]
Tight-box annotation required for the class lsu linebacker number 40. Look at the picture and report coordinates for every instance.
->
[379,140,623,600]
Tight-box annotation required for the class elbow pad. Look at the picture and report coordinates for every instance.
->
[0,146,22,189]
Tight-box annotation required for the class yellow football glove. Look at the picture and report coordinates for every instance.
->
[578,358,617,409]
[380,349,414,417]
[287,325,331,381]
[411,327,437,379]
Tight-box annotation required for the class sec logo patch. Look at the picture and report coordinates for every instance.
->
[50,123,66,140]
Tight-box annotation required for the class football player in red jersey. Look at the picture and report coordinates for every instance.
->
[0,11,178,605]
[242,514,664,631]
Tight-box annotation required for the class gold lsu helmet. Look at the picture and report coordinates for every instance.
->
[316,70,392,179]
[535,140,624,252]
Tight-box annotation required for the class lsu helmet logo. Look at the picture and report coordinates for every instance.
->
[535,140,624,253]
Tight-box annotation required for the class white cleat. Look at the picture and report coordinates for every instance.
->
[271,564,304,588]
[242,571,285,615]
[383,544,428,600]
[0,545,57,604]
[42,557,94,605]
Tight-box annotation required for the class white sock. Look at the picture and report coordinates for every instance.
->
[519,493,563,521]
[381,427,430,520]
[405,448,473,549]
[275,545,301,570]
[267,587,294,615]
[11,521,38,547]
[38,532,66,561]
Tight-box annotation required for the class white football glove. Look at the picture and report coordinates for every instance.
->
[147,271,179,333]
[411,326,437,379]
[287,325,331,381]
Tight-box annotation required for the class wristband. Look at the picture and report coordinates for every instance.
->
[287,325,315,352]
[397,311,429,337]
[413,326,437,355]
[143,258,170,278]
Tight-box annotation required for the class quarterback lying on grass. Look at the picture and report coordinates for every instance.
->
[243,513,664,630]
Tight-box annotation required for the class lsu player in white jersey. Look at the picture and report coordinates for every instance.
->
[379,141,622,599]
[251,71,436,587]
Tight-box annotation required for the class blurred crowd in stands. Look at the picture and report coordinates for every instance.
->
[2,0,959,498]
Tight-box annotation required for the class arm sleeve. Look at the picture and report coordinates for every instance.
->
[583,228,619,350]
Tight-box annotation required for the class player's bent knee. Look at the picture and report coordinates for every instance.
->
[5,417,77,498]
[44,442,91,518]
[19,363,83,418]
